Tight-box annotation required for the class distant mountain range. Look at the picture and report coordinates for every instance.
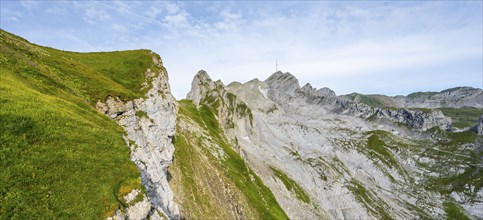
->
[340,86,482,109]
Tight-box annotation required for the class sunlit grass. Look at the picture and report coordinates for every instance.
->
[0,29,148,219]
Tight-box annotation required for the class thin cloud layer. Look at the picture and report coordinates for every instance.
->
[1,1,481,98]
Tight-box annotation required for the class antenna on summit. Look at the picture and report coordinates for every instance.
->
[276,59,278,72]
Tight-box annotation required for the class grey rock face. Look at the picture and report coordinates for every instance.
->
[98,55,179,219]
[474,115,483,135]
[124,190,152,220]
[186,70,215,105]
[187,70,254,141]
[377,108,451,130]
[338,101,452,130]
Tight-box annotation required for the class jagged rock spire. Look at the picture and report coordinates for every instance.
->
[187,70,217,105]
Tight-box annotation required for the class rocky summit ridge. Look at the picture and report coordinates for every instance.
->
[258,71,452,131]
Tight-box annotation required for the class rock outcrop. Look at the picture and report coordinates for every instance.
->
[474,115,483,135]
[187,70,254,141]
[339,101,452,130]
[376,108,451,130]
[97,54,179,219]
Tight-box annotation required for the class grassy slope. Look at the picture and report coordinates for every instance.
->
[421,130,482,197]
[0,30,154,218]
[270,166,310,203]
[438,107,482,129]
[406,91,438,99]
[341,93,391,108]
[170,100,288,220]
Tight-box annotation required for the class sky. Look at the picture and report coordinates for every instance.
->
[1,1,482,99]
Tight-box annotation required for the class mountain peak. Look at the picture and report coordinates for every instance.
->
[317,87,336,97]
[187,70,217,104]
[301,83,314,90]
[264,71,300,93]
[193,70,212,82]
[266,71,297,81]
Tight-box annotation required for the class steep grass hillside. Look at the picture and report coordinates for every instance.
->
[0,30,157,218]
[169,100,288,220]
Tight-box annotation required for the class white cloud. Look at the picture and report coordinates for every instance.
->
[8,16,19,22]
[2,1,480,99]
[156,2,481,98]
[164,2,181,15]
[146,4,164,19]
[54,30,96,51]
[220,8,241,21]
[82,2,111,24]
[112,0,132,13]
[164,12,188,27]
[213,8,243,31]
[20,1,39,11]
[111,23,127,32]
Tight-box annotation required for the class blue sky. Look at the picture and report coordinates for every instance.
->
[1,1,482,99]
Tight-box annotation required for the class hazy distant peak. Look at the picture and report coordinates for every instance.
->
[440,86,481,94]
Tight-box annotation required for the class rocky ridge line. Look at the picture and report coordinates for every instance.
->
[264,71,451,131]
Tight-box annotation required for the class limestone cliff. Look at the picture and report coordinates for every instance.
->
[474,115,483,135]
[98,54,179,219]
[187,70,254,142]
